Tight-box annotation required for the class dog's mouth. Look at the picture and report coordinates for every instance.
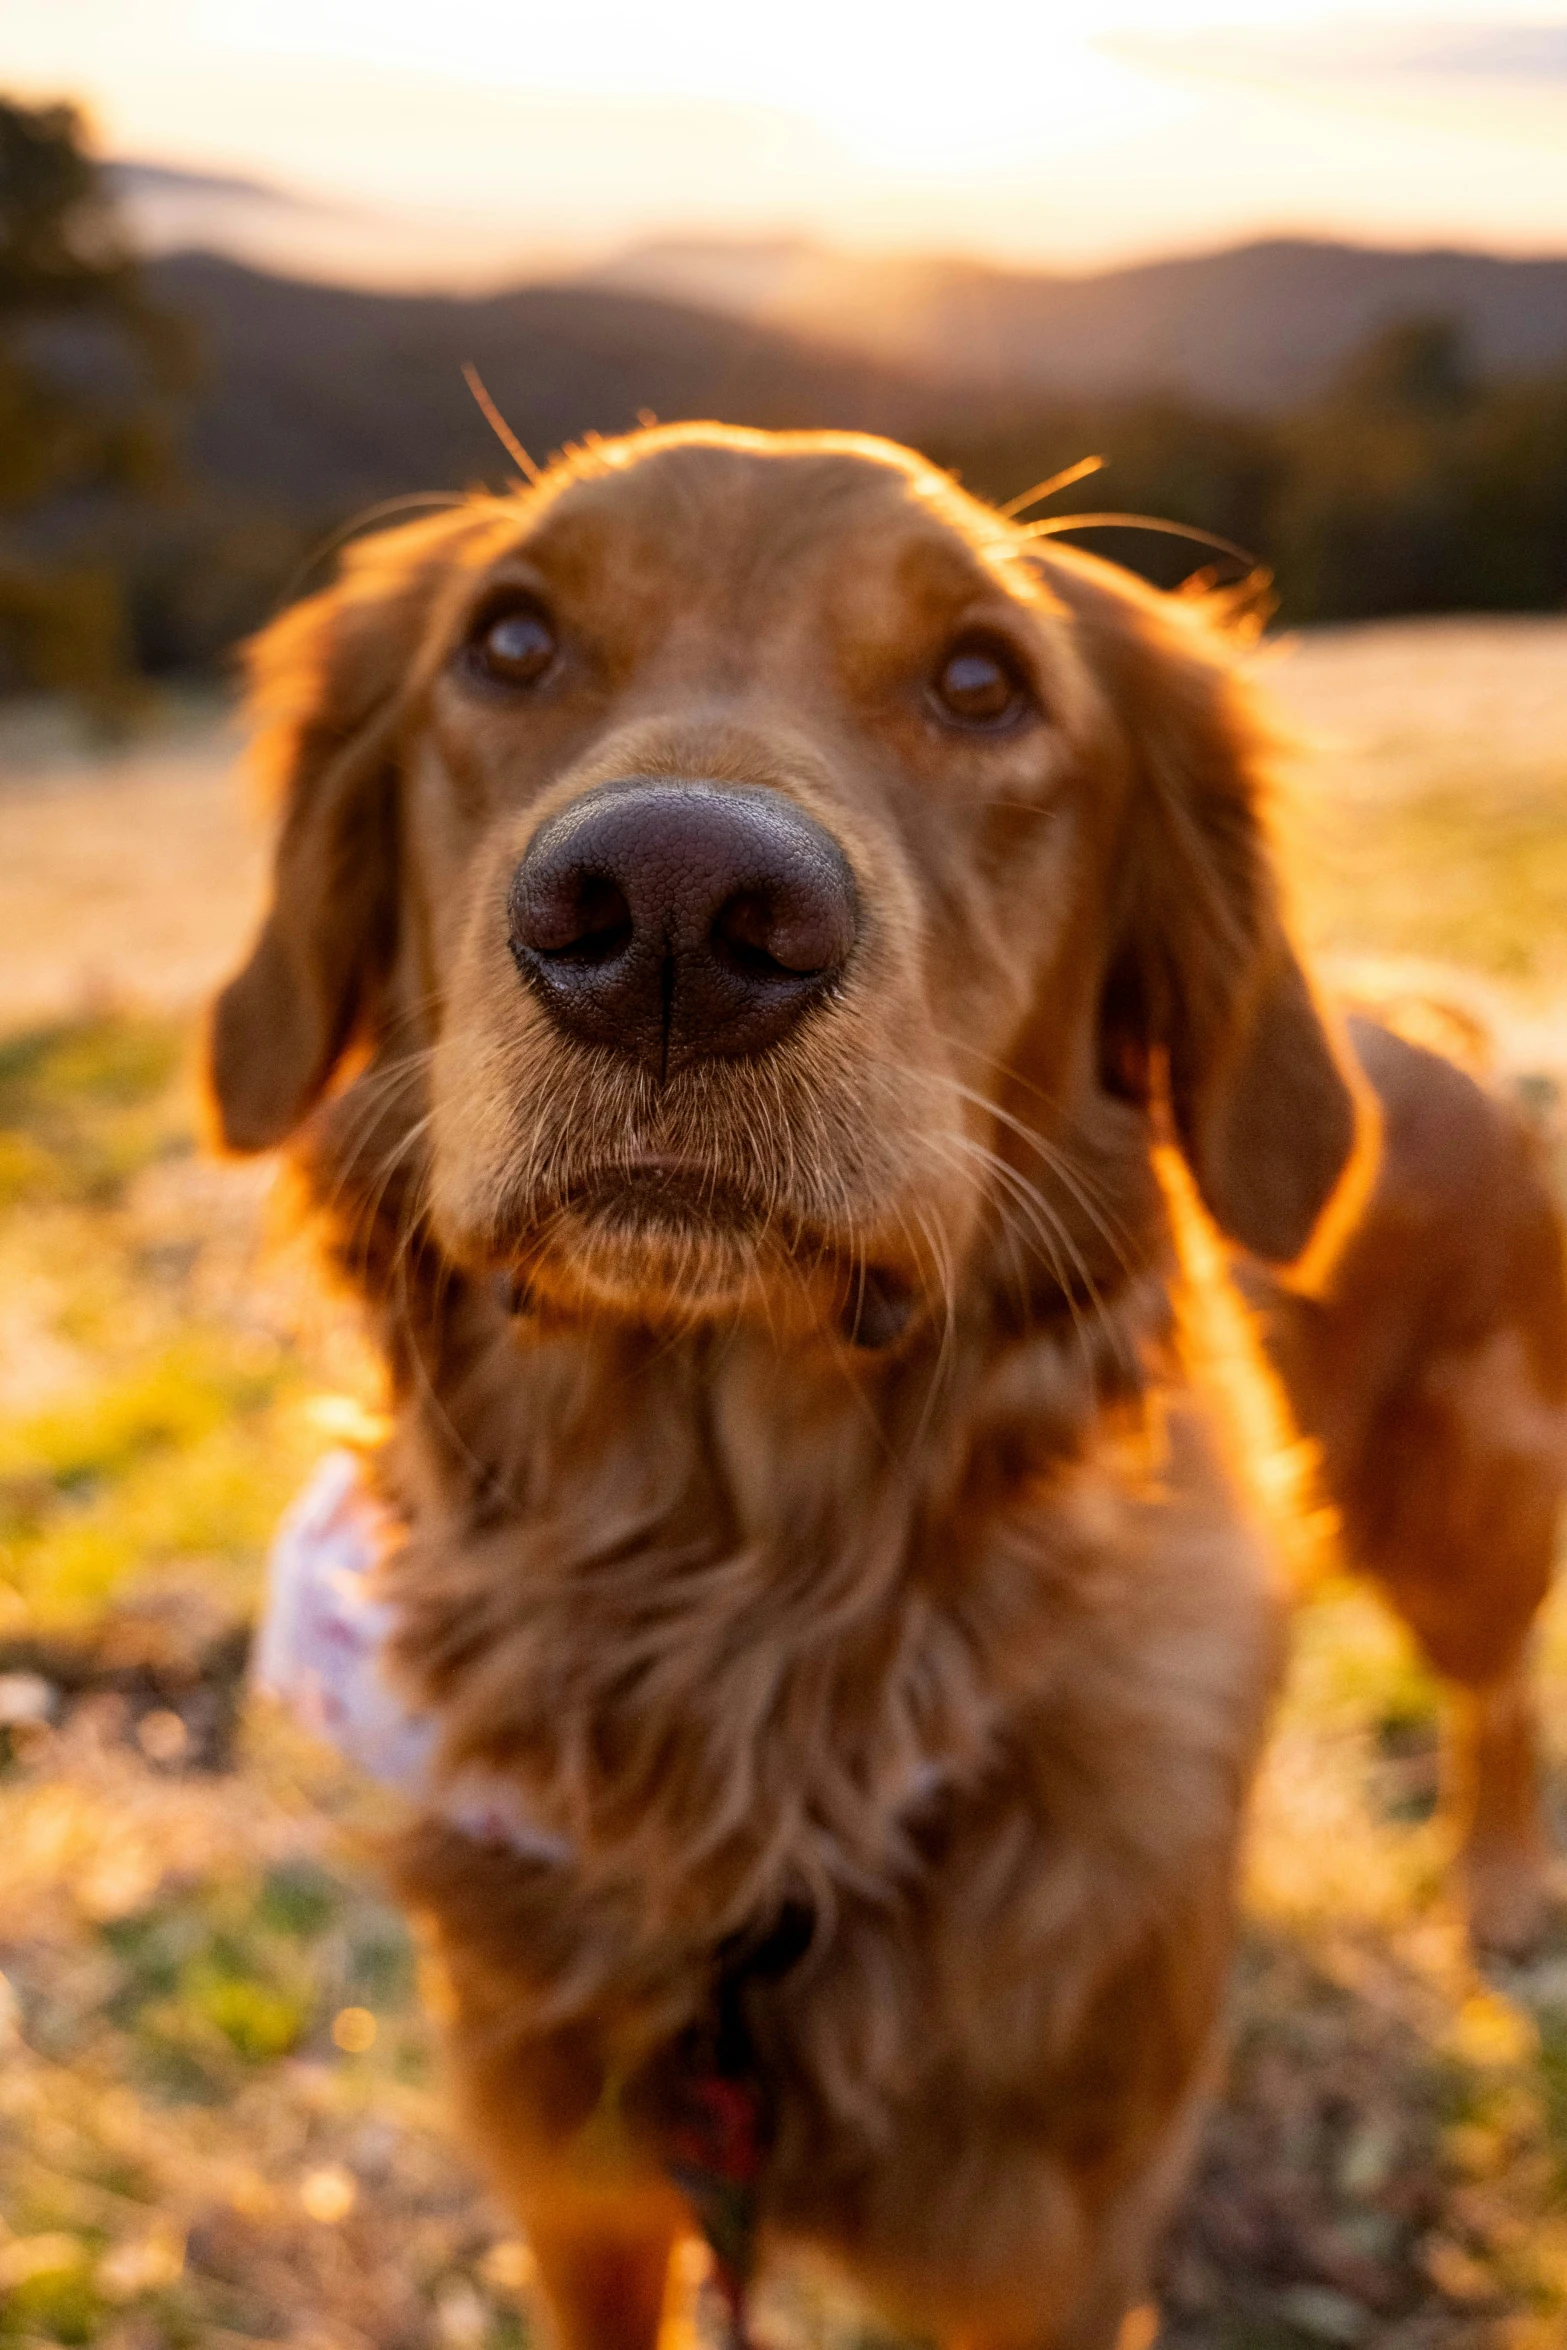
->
[564,1155,773,1237]
[494,1154,917,1347]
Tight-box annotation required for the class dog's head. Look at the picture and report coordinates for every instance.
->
[211,426,1366,1351]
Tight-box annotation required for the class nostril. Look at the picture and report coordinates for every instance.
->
[712,891,800,979]
[544,874,632,964]
[511,871,632,964]
[712,886,854,980]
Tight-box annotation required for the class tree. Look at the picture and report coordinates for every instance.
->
[0,95,191,705]
[1270,317,1479,620]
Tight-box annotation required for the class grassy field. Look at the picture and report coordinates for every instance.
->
[3,617,1567,2350]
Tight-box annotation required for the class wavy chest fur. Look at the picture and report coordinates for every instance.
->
[372,1262,1282,1994]
[294,1109,1288,2263]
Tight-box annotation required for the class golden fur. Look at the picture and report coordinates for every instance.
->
[210,426,1566,2350]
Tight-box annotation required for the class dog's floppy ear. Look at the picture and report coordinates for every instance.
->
[210,515,469,1151]
[1084,568,1372,1269]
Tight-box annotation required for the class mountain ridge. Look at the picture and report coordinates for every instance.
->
[590,233,1567,409]
[144,250,950,518]
[138,230,1567,441]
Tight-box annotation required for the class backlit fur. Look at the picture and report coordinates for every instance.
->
[210,427,1565,2350]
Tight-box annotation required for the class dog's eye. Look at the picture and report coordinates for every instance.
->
[930,638,1031,730]
[473,603,557,687]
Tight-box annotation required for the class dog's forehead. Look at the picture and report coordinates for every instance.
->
[501,433,1018,615]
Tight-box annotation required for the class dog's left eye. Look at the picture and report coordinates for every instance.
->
[930,639,1030,730]
[472,603,558,687]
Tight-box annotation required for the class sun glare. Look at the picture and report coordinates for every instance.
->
[209,0,1192,172]
[3,0,1566,272]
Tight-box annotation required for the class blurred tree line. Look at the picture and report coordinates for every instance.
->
[0,96,192,707]
[941,316,1567,619]
[2,93,1564,712]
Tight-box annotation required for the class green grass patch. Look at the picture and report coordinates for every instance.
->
[184,1969,311,2064]
[1534,2012,1567,2173]
[0,1342,304,1621]
[1299,782,1567,983]
[0,1339,277,1495]
[1279,1578,1444,1738]
[0,2246,104,2346]
[0,1014,189,1207]
[0,1006,331,1624]
[254,1858,342,1940]
[100,1862,388,2100]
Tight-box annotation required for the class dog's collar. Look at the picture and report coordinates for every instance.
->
[251,1449,574,1865]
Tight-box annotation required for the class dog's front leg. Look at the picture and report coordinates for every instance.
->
[447,2022,694,2350]
[946,2303,1160,2350]
[522,2205,689,2350]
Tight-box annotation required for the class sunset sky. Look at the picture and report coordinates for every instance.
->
[5,0,1567,284]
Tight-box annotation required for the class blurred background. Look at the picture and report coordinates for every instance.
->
[5,0,1567,704]
[3,7,1567,2349]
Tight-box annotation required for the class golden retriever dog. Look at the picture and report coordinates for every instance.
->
[209,425,1567,2350]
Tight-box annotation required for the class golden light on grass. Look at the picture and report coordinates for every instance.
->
[97,2230,184,2300]
[76,1839,163,1923]
[303,1392,389,1447]
[136,1708,189,1765]
[228,2170,281,2219]
[0,2234,83,2290]
[331,2003,377,2053]
[1447,1988,1538,2071]
[659,2235,714,2350]
[299,2163,357,2224]
[1422,2236,1496,2306]
[416,1942,460,2024]
[435,2280,487,2347]
[480,2239,536,2295]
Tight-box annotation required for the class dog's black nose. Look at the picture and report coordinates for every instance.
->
[508,779,857,1071]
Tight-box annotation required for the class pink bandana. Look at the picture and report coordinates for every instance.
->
[252,1451,572,1864]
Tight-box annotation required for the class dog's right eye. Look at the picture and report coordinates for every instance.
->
[929,635,1033,731]
[471,603,558,687]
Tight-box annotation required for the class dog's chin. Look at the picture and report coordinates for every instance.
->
[541,1213,767,1322]
[500,1160,801,1326]
[490,1162,919,1348]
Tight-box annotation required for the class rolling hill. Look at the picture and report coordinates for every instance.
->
[594,235,1567,411]
[146,251,946,519]
[144,235,1567,533]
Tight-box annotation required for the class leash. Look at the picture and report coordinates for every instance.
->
[662,2057,767,2334]
[654,1904,812,2340]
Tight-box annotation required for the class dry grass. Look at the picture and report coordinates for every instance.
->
[1265,618,1567,1045]
[0,701,266,1033]
[3,617,1567,2350]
